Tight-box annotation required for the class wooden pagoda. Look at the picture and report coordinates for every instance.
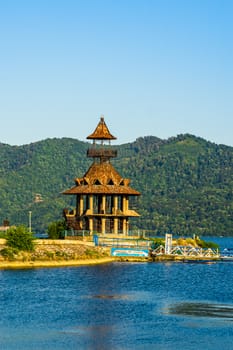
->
[63,116,140,235]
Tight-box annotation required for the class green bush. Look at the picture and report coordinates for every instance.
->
[150,238,165,249]
[47,220,66,239]
[0,232,7,239]
[195,238,219,250]
[0,247,19,261]
[6,225,35,252]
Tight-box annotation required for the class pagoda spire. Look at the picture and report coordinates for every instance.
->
[86,116,117,162]
[87,116,117,140]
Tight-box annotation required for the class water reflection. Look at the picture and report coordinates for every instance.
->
[92,294,130,300]
[166,302,233,319]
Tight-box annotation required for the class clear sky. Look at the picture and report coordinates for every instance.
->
[0,0,232,146]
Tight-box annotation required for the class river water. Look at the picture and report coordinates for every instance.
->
[1,237,233,350]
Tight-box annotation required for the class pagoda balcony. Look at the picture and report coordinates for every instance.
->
[87,148,117,158]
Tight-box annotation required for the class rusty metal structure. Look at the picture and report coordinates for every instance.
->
[63,116,140,235]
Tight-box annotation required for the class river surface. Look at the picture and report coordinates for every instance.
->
[1,236,233,350]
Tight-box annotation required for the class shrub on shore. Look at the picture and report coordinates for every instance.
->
[150,238,165,249]
[47,220,66,239]
[0,247,19,261]
[195,237,219,249]
[5,225,35,252]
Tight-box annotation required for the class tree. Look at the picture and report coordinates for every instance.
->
[6,225,35,252]
[47,220,66,239]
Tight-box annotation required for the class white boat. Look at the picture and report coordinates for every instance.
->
[220,248,233,261]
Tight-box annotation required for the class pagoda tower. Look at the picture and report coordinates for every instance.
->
[63,116,140,235]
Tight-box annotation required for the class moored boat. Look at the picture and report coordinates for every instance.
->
[220,256,233,262]
[220,248,233,261]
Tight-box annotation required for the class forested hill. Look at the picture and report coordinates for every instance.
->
[0,134,232,236]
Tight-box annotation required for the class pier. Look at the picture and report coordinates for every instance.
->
[151,234,220,261]
[151,244,219,260]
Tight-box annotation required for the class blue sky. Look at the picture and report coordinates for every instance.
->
[0,0,232,146]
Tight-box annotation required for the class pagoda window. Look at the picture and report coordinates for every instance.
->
[93,179,101,185]
[119,179,130,186]
[83,195,88,211]
[106,195,114,214]
[118,219,123,234]
[81,179,88,185]
[93,195,98,214]
[118,196,123,211]
[107,179,114,185]
[93,195,102,214]
[93,217,101,232]
[83,217,89,231]
[106,218,114,233]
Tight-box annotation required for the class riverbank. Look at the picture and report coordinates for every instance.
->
[0,238,115,269]
[0,237,221,269]
[0,253,222,269]
[0,257,116,269]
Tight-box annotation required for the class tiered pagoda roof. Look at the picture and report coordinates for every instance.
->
[63,162,140,195]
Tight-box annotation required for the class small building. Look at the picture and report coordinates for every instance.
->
[0,219,10,232]
[63,116,140,235]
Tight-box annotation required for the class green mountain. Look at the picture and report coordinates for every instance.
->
[0,134,232,236]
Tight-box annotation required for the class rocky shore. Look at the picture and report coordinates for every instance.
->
[0,239,115,269]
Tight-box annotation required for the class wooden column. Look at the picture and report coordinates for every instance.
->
[102,218,106,234]
[89,218,93,234]
[113,195,118,234]
[122,196,126,213]
[123,218,127,235]
[79,195,84,215]
[76,195,80,216]
[89,195,93,214]
[113,196,118,214]
[102,195,106,213]
[114,218,118,234]
[125,196,129,211]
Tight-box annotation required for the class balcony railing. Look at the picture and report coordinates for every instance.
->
[87,148,117,158]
